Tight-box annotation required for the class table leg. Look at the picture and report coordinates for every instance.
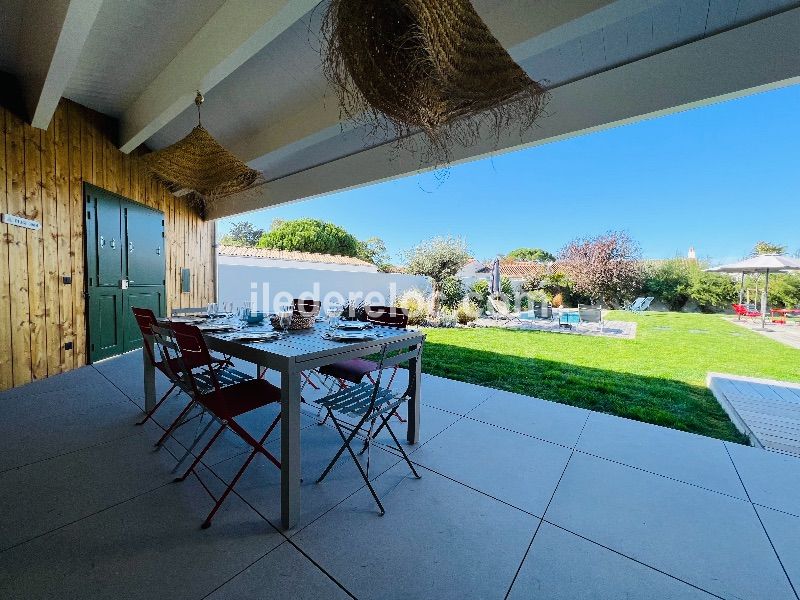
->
[407,344,421,444]
[143,335,156,412]
[280,364,302,529]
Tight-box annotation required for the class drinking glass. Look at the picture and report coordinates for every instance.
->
[326,303,340,330]
[278,304,292,334]
[207,302,218,318]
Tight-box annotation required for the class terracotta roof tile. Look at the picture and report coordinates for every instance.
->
[499,261,548,279]
[217,245,374,267]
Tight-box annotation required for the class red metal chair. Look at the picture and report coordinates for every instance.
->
[166,322,282,529]
[131,307,231,427]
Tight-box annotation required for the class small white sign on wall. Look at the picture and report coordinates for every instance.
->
[1,213,40,231]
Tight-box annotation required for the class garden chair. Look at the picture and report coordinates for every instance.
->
[578,304,603,332]
[732,303,761,321]
[638,297,655,312]
[131,307,231,428]
[167,322,282,529]
[489,297,523,324]
[313,340,421,515]
[625,297,645,311]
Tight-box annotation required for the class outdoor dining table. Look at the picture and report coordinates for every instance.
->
[142,321,425,529]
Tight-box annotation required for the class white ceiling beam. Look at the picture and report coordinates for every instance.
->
[209,7,800,219]
[19,0,104,130]
[119,0,319,154]
[232,0,652,168]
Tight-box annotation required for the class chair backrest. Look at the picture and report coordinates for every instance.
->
[489,297,511,316]
[366,305,409,328]
[132,307,159,365]
[732,303,746,315]
[628,297,644,311]
[578,304,602,323]
[167,322,219,397]
[366,338,424,412]
[640,297,654,311]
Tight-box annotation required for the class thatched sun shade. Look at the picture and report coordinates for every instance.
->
[322,0,548,157]
[142,99,263,200]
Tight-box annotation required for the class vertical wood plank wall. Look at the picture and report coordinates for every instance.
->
[0,98,215,391]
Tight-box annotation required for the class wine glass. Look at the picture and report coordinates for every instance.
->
[207,302,218,318]
[278,304,293,335]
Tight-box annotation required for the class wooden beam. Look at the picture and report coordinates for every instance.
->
[20,0,103,130]
[118,0,319,154]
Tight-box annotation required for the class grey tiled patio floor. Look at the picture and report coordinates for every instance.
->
[1,351,799,599]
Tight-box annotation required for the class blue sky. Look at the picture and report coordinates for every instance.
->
[220,83,800,264]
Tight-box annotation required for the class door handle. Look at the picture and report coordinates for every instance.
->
[100,235,105,247]
[110,238,116,249]
[156,247,161,255]
[129,241,134,253]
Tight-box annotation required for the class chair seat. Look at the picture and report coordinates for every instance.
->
[198,378,282,420]
[315,381,403,418]
[156,354,228,378]
[319,358,379,384]
[191,366,253,394]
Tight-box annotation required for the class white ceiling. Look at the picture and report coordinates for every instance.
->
[64,0,227,117]
[2,0,798,218]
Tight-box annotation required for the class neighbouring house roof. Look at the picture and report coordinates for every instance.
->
[217,245,375,267]
[499,261,549,280]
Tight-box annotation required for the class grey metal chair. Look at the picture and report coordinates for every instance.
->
[578,304,603,331]
[313,339,422,515]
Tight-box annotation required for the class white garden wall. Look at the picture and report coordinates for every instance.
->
[218,262,431,312]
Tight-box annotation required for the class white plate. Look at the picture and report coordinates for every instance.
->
[334,322,372,331]
[221,331,282,342]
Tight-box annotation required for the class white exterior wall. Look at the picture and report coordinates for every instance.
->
[217,259,431,311]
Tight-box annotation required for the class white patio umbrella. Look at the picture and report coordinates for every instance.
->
[707,254,800,328]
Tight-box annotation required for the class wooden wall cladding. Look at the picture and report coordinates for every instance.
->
[0,99,215,390]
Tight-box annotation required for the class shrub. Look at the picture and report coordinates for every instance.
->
[440,276,466,309]
[643,259,693,311]
[469,277,515,312]
[396,289,431,325]
[456,299,479,324]
[768,274,800,308]
[435,309,458,328]
[687,271,736,312]
[552,292,564,308]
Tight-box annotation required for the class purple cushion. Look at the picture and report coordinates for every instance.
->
[319,358,378,384]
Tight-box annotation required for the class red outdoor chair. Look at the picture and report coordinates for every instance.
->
[166,322,283,529]
[732,303,761,320]
[131,307,231,427]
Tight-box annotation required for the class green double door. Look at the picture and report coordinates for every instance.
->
[85,184,166,362]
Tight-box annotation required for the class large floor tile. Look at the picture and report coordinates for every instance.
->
[545,452,796,600]
[293,462,538,600]
[507,522,715,599]
[0,398,143,472]
[726,442,800,516]
[209,420,402,533]
[409,417,572,515]
[0,429,179,550]
[756,505,800,594]
[0,478,283,600]
[415,374,494,414]
[0,366,124,423]
[206,541,352,600]
[577,412,747,498]
[468,389,588,447]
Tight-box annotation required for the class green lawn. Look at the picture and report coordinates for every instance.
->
[421,312,800,443]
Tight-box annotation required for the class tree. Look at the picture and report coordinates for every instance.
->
[256,218,361,256]
[403,236,470,313]
[440,276,466,309]
[356,237,391,270]
[752,241,787,256]
[506,247,554,263]
[219,221,264,247]
[643,259,693,311]
[688,270,736,312]
[558,231,642,307]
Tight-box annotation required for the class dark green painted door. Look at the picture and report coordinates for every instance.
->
[85,184,166,362]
